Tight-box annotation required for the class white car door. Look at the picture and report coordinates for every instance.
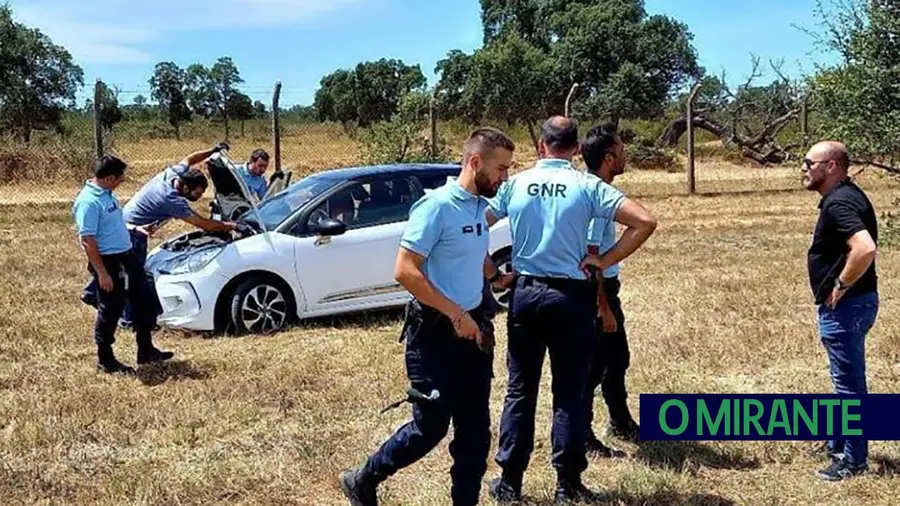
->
[291,175,421,315]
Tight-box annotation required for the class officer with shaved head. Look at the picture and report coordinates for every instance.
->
[486,116,657,503]
[803,140,879,481]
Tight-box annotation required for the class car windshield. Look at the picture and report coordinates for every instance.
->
[239,175,337,230]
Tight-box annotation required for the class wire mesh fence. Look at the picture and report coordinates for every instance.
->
[0,78,808,210]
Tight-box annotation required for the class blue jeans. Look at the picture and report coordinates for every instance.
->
[817,291,879,466]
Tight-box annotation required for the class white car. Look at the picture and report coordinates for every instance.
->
[144,154,514,334]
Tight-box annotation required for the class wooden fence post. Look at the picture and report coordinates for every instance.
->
[429,89,438,161]
[686,82,702,195]
[93,79,103,159]
[272,81,282,173]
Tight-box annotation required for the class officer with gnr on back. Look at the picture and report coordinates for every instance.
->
[486,116,657,503]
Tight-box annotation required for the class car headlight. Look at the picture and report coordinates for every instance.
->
[158,246,224,275]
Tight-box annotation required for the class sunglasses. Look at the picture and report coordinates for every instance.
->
[802,158,832,169]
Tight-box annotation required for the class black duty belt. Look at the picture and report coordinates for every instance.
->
[520,274,592,291]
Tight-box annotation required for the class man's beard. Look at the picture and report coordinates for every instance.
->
[474,172,498,198]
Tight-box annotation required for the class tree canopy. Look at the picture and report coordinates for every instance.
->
[0,4,83,143]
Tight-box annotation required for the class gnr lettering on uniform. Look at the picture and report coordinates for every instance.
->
[527,183,567,198]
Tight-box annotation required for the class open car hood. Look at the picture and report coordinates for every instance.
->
[207,151,276,253]
[206,152,254,207]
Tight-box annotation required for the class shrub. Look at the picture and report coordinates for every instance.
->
[625,137,682,172]
[0,140,93,183]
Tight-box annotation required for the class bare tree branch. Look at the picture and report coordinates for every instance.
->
[851,158,900,175]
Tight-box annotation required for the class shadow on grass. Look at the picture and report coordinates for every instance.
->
[517,490,735,506]
[295,306,406,331]
[136,360,212,386]
[634,440,761,472]
[167,307,407,341]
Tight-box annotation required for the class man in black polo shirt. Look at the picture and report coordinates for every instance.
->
[802,140,879,481]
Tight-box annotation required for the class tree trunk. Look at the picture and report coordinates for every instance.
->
[526,120,539,157]
[224,116,230,142]
[174,123,182,141]
[657,116,727,148]
[241,120,245,138]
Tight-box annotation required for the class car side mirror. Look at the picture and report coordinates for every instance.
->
[316,217,347,237]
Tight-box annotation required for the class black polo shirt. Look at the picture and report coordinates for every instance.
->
[807,178,878,305]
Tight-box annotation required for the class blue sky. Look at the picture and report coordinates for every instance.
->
[8,0,840,107]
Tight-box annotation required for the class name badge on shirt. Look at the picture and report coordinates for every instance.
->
[462,223,484,236]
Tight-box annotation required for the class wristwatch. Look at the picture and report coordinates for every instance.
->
[835,278,851,291]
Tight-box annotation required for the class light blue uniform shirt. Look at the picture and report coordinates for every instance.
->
[587,217,619,278]
[488,158,625,280]
[122,163,195,226]
[239,163,267,200]
[72,181,133,255]
[400,179,490,311]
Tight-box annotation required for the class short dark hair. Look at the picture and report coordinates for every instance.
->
[250,148,269,162]
[541,116,579,152]
[94,155,127,178]
[179,168,208,191]
[463,127,515,164]
[582,123,619,173]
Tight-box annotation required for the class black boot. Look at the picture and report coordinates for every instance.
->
[554,474,604,504]
[488,470,523,503]
[606,416,640,443]
[339,467,380,506]
[96,346,135,375]
[586,433,627,458]
[137,338,174,365]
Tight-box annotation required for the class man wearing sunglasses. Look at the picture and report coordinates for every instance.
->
[802,140,879,481]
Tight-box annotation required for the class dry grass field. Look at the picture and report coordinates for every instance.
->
[1,136,899,505]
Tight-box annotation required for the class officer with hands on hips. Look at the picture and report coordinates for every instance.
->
[487,116,657,504]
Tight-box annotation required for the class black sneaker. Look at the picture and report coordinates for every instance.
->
[137,347,174,365]
[606,419,640,443]
[339,468,378,506]
[816,457,868,482]
[488,476,522,503]
[586,436,627,458]
[554,477,605,504]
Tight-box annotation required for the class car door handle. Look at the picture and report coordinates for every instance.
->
[314,236,331,247]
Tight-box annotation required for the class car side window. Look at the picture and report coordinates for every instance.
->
[307,176,420,232]
[418,172,457,192]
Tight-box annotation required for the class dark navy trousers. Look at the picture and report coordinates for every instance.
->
[584,276,631,436]
[363,298,494,506]
[83,229,161,325]
[495,275,597,480]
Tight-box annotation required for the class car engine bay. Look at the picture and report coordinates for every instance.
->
[158,222,257,253]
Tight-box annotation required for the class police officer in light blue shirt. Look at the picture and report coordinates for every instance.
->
[340,128,516,506]
[73,155,173,374]
[487,117,657,503]
[581,123,641,456]
[81,143,239,328]
[237,148,271,200]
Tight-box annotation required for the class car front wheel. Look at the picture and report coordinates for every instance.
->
[229,276,293,335]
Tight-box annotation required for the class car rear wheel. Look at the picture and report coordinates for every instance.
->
[229,276,293,335]
[491,249,513,310]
